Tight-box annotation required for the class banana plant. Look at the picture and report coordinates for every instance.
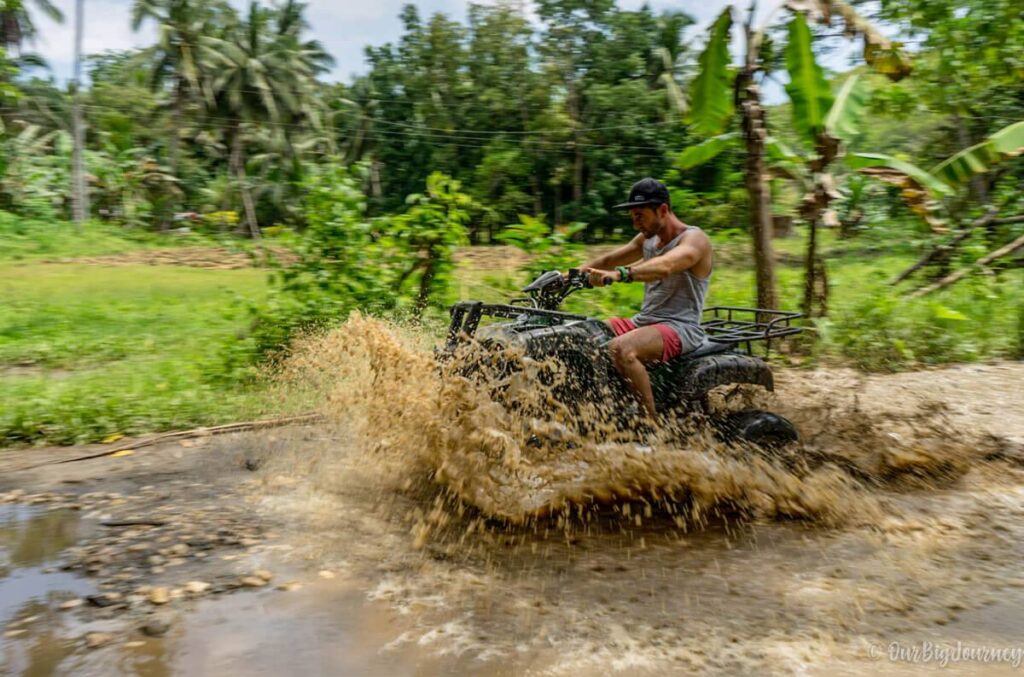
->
[678,1,907,312]
[847,120,1024,224]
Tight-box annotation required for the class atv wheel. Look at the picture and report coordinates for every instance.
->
[718,409,798,449]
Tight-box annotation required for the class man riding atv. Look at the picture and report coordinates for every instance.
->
[575,177,713,420]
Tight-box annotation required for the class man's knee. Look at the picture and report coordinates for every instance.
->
[609,337,638,367]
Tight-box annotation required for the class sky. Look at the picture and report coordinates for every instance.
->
[28,0,864,102]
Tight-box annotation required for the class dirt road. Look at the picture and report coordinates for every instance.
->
[1,361,1022,675]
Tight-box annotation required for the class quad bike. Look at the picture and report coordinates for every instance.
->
[440,269,803,449]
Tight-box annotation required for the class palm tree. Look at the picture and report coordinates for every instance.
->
[131,0,221,177]
[201,0,332,237]
[1,0,63,53]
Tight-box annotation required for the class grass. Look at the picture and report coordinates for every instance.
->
[1,215,1020,447]
[0,211,234,262]
[0,263,271,446]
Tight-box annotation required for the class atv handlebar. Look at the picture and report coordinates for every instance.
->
[516,269,592,310]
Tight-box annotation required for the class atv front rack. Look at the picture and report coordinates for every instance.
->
[444,301,588,352]
[701,306,803,357]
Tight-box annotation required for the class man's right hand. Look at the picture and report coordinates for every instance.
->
[582,267,619,287]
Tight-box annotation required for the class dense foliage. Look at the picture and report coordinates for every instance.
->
[0,0,1021,400]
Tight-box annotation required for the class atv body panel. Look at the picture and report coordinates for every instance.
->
[465,311,775,415]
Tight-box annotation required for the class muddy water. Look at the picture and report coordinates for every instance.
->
[241,317,1024,674]
[0,506,96,675]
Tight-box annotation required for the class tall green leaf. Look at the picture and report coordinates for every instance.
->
[765,137,808,184]
[824,74,867,143]
[847,153,955,197]
[687,8,733,136]
[784,13,833,144]
[931,120,1024,186]
[676,133,738,170]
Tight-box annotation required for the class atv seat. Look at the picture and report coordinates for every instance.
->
[676,338,738,361]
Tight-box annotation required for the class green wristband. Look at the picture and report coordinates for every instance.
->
[615,265,631,283]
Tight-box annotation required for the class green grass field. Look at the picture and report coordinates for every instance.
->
[1,217,1020,447]
[0,263,271,445]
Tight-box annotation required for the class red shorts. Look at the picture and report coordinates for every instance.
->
[608,317,683,362]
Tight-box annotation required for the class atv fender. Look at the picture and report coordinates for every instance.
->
[653,353,774,410]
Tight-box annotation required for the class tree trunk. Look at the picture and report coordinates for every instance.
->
[530,174,543,219]
[568,79,583,221]
[416,255,436,317]
[954,111,989,207]
[170,77,183,179]
[229,125,260,240]
[802,219,819,317]
[740,86,778,311]
[370,159,382,198]
[740,5,778,312]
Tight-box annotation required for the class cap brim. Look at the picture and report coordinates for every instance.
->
[612,200,659,210]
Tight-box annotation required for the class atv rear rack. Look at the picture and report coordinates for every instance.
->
[701,306,803,357]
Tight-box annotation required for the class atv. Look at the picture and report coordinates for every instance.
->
[441,268,803,449]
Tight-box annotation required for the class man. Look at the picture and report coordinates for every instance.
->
[576,177,713,419]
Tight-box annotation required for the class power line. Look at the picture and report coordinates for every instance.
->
[2,102,683,152]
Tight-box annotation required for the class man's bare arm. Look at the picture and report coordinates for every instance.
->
[628,230,709,282]
[580,234,644,271]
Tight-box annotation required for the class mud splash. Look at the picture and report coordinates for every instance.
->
[245,324,1024,673]
[271,315,1004,529]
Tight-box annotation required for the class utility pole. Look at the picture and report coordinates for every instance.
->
[71,0,88,227]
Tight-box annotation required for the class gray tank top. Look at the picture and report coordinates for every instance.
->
[631,227,709,353]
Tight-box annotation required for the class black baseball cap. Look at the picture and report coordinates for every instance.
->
[612,178,670,210]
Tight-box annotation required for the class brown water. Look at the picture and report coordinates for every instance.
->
[242,317,1024,674]
[0,505,96,675]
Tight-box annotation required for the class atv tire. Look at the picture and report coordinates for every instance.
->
[718,409,798,449]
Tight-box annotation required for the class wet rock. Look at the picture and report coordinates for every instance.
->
[166,558,186,568]
[184,581,210,595]
[127,543,150,553]
[240,576,267,588]
[255,570,273,582]
[124,641,146,648]
[318,570,336,580]
[86,593,122,608]
[4,629,27,639]
[168,543,190,557]
[140,617,172,637]
[11,615,39,626]
[86,632,115,649]
[150,566,165,575]
[240,538,262,547]
[148,587,171,605]
[276,581,302,592]
[147,555,167,566]
[59,598,84,611]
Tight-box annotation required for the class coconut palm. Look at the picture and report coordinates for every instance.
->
[201,0,332,238]
[1,0,63,53]
[131,0,224,176]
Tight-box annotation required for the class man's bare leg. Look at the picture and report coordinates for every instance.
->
[608,325,664,419]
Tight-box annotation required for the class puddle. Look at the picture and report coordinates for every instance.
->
[0,505,96,676]
[0,503,481,676]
